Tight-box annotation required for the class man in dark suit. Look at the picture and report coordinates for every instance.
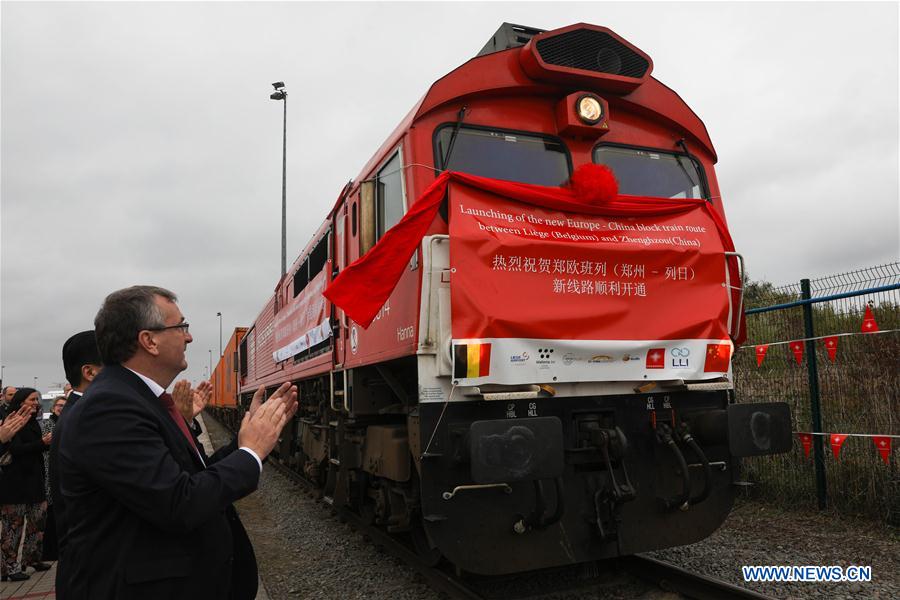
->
[57,286,297,599]
[50,330,104,595]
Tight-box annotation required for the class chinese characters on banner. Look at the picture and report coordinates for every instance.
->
[449,185,734,385]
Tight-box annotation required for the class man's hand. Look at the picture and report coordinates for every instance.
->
[237,382,299,461]
[42,432,52,446]
[172,379,211,421]
[0,407,29,443]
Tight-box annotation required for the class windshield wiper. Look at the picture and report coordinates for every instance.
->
[674,138,699,194]
[441,106,468,172]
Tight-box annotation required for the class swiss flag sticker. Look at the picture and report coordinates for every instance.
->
[646,348,666,369]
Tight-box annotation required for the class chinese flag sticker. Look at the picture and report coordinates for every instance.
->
[798,432,813,458]
[789,341,804,365]
[872,436,892,465]
[830,433,849,460]
[646,348,666,369]
[861,305,880,333]
[755,344,769,367]
[823,336,838,363]
[703,343,731,372]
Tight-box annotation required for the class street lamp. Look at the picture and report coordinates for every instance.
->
[217,312,223,357]
[208,349,213,381]
[270,81,287,277]
[33,376,38,389]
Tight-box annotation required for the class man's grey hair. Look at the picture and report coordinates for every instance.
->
[94,286,177,365]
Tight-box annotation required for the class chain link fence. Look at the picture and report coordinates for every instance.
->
[733,263,900,524]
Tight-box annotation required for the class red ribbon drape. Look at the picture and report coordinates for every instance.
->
[324,171,738,329]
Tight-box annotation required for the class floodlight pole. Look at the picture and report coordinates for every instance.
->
[270,82,288,277]
[217,312,223,357]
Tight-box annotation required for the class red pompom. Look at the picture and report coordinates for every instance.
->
[568,163,618,204]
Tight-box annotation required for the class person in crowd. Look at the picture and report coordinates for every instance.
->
[57,286,298,599]
[38,396,66,561]
[63,384,72,398]
[1,405,30,447]
[49,329,103,598]
[0,386,17,419]
[0,388,51,582]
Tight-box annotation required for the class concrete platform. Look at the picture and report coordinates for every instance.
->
[0,416,269,600]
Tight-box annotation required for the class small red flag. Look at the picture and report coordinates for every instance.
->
[646,348,666,369]
[823,336,838,362]
[798,432,813,458]
[703,343,731,372]
[830,434,849,460]
[872,436,892,465]
[789,341,804,365]
[861,305,880,333]
[755,344,769,367]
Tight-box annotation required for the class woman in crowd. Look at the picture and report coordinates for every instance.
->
[39,396,66,561]
[0,388,51,582]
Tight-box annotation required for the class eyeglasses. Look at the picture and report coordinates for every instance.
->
[148,323,190,334]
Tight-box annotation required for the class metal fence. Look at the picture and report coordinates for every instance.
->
[733,263,900,524]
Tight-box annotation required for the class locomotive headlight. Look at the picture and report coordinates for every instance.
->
[576,95,604,124]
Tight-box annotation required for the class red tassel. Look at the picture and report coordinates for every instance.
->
[830,434,849,460]
[798,432,813,458]
[568,164,618,204]
[755,344,769,367]
[823,336,838,362]
[789,341,804,365]
[872,436,892,465]
[861,305,880,333]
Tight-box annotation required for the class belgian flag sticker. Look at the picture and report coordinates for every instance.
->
[453,342,492,379]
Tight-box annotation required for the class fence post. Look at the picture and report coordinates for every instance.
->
[801,278,827,509]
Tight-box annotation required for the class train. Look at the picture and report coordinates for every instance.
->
[207,22,792,575]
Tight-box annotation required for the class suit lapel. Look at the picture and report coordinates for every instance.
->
[110,366,206,470]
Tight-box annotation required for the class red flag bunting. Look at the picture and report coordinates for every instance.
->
[798,432,813,458]
[823,336,838,363]
[755,344,769,367]
[830,433,849,460]
[861,305,880,333]
[872,436,892,465]
[789,341,804,365]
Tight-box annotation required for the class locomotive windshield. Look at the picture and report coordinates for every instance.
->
[592,146,705,199]
[436,126,570,186]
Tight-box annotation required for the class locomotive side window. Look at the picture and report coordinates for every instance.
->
[435,125,570,186]
[376,152,404,240]
[293,258,309,297]
[592,146,706,199]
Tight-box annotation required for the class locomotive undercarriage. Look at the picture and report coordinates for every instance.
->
[212,356,788,576]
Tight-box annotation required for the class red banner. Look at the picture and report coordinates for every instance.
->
[449,184,735,384]
[823,336,838,362]
[798,432,813,458]
[272,270,330,362]
[872,436,892,465]
[830,433,849,460]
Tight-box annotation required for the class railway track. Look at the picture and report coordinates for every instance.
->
[264,455,773,600]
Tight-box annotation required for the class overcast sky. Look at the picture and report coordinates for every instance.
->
[2,1,898,390]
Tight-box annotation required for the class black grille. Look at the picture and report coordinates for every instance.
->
[536,29,649,78]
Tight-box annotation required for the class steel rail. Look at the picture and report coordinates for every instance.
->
[622,554,775,600]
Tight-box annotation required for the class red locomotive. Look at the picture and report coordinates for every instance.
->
[208,22,791,574]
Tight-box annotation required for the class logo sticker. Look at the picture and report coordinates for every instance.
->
[646,348,666,369]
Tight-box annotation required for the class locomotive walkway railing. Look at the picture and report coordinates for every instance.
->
[733,262,900,524]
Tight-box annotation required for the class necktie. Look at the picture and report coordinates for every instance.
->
[159,392,200,454]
